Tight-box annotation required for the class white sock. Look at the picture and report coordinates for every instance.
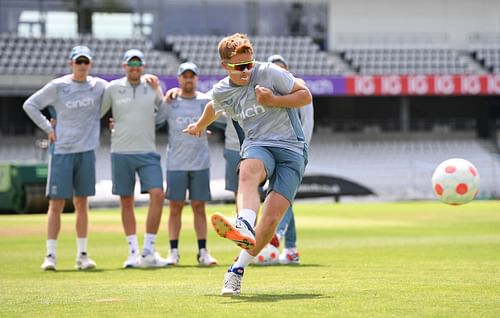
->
[143,233,156,255]
[126,235,139,256]
[76,237,88,256]
[238,208,256,227]
[46,239,57,257]
[232,250,255,269]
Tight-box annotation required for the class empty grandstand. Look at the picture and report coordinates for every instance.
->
[0,33,178,76]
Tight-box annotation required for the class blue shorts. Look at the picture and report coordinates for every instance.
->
[111,152,163,196]
[46,150,96,199]
[224,148,240,193]
[166,169,211,201]
[241,146,307,203]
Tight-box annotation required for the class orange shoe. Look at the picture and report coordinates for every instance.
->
[211,212,256,250]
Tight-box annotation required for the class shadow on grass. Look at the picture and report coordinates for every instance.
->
[42,268,110,273]
[208,293,327,303]
[167,265,219,269]
[41,266,173,273]
[251,263,324,268]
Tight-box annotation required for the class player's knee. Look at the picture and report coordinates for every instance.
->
[239,168,264,185]
[191,201,205,212]
[149,188,165,201]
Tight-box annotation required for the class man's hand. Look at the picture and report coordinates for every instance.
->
[108,117,115,132]
[183,123,205,137]
[143,74,160,90]
[164,87,182,103]
[47,131,56,143]
[255,85,275,106]
[48,118,57,142]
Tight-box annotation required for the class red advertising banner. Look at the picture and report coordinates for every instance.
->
[345,75,500,96]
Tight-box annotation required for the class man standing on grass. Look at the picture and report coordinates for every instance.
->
[23,46,105,271]
[156,62,217,266]
[101,49,168,268]
[184,33,311,295]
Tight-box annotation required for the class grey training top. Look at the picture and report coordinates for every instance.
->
[156,92,211,171]
[101,77,163,153]
[212,62,306,155]
[298,102,314,145]
[23,74,108,154]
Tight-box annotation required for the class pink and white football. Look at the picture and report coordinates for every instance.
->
[431,158,480,205]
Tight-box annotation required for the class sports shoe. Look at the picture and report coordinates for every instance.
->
[75,253,97,270]
[197,248,217,266]
[221,267,244,296]
[278,248,300,265]
[41,254,56,271]
[140,252,169,268]
[211,212,256,249]
[123,255,140,268]
[166,248,180,265]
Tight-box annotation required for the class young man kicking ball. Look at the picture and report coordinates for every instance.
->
[184,33,311,295]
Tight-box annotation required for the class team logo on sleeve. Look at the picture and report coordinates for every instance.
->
[224,98,234,107]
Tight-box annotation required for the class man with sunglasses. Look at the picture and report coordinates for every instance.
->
[184,33,312,295]
[253,54,314,266]
[23,46,106,271]
[155,62,217,267]
[100,49,168,268]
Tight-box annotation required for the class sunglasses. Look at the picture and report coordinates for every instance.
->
[74,59,90,65]
[225,60,255,71]
[127,61,143,67]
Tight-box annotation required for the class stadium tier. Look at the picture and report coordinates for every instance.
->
[0,33,499,78]
[469,34,500,75]
[165,34,350,76]
[307,131,500,200]
[342,48,482,75]
[0,33,178,76]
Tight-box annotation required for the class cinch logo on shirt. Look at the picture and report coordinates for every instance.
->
[176,116,200,125]
[115,97,132,105]
[236,104,265,121]
[65,97,95,109]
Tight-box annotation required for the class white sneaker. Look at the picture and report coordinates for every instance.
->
[41,255,56,271]
[123,255,140,268]
[76,254,97,270]
[211,212,256,249]
[278,248,300,265]
[221,267,244,296]
[197,248,217,266]
[166,248,180,265]
[140,252,169,268]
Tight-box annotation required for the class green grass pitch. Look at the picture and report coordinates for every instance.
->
[1,201,499,317]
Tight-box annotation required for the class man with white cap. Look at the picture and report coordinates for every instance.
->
[101,49,168,268]
[23,45,106,271]
[156,62,217,266]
